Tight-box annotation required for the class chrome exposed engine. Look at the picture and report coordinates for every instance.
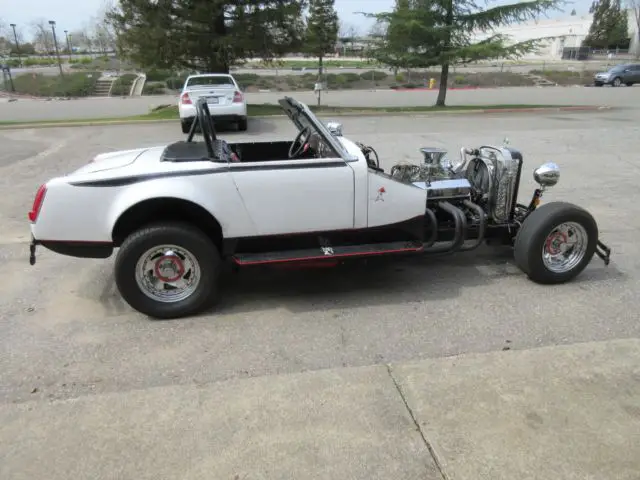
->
[390,145,522,223]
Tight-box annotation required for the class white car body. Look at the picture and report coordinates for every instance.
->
[178,73,248,132]
[28,96,611,319]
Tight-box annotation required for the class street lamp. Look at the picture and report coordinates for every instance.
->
[9,24,21,67]
[48,20,64,76]
[64,30,72,60]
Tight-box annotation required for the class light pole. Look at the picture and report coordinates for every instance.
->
[64,30,72,60]
[9,24,21,67]
[48,20,64,76]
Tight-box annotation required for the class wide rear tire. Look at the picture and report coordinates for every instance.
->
[514,201,598,284]
[115,222,221,319]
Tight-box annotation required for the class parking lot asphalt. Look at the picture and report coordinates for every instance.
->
[1,107,639,477]
[1,84,640,122]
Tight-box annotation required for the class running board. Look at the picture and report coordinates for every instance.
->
[232,240,424,266]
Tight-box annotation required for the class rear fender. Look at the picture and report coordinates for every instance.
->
[107,175,256,238]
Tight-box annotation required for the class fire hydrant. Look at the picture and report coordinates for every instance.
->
[429,78,436,89]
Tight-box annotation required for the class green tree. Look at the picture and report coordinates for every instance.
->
[368,0,428,75]
[585,0,629,49]
[363,0,562,106]
[304,0,339,104]
[107,0,307,73]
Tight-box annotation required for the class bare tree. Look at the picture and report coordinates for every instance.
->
[31,19,54,55]
[91,0,118,53]
[627,0,640,57]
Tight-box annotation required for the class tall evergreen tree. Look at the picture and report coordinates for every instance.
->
[364,0,563,106]
[107,0,307,73]
[585,0,629,49]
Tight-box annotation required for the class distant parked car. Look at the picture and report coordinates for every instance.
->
[178,73,248,133]
[593,64,640,87]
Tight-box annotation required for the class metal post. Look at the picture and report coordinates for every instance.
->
[49,20,64,77]
[64,30,72,60]
[10,24,21,67]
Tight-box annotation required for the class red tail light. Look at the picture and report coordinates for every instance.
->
[28,184,47,222]
[181,92,192,105]
[233,91,244,103]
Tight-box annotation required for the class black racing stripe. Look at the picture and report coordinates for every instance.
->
[229,161,348,172]
[69,168,225,187]
[70,161,349,187]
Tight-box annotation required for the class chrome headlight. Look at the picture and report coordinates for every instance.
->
[326,121,343,136]
[533,162,560,187]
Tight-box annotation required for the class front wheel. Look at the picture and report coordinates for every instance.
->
[612,77,622,87]
[115,222,221,319]
[514,201,598,284]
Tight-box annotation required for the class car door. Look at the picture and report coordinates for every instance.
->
[230,157,355,236]
[632,65,640,83]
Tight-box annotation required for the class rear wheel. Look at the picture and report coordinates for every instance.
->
[626,82,634,87]
[238,117,248,131]
[115,222,221,319]
[181,118,194,134]
[514,201,598,284]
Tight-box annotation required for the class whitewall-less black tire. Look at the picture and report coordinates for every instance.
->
[514,201,598,284]
[115,222,221,319]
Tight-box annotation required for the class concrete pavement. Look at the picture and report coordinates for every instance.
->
[1,339,638,480]
[2,108,640,478]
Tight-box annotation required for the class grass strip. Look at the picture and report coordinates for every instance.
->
[0,103,584,127]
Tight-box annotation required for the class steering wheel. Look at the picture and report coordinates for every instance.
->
[187,98,217,158]
[289,127,312,159]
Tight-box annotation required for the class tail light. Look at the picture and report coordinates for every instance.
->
[181,92,192,105]
[233,91,244,103]
[28,184,47,222]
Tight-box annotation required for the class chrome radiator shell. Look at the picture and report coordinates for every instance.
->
[465,146,520,223]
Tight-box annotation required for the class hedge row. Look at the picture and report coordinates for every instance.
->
[13,71,102,97]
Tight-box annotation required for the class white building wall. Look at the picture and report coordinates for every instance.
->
[472,10,639,60]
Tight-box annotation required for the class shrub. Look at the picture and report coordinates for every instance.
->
[142,81,166,95]
[166,75,189,90]
[13,71,101,97]
[453,75,466,84]
[395,73,405,83]
[110,73,138,96]
[233,73,261,84]
[360,70,388,81]
[145,68,174,82]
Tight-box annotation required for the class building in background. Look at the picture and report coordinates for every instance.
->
[473,10,639,61]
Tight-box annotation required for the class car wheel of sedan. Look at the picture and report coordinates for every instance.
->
[626,82,634,87]
[612,77,622,87]
[238,117,248,131]
[181,118,193,134]
[115,222,221,319]
[514,201,598,284]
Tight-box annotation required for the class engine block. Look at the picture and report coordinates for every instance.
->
[391,145,522,222]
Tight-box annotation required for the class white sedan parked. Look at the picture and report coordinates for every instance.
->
[178,73,248,132]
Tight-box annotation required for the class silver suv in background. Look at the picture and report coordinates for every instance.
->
[594,64,640,87]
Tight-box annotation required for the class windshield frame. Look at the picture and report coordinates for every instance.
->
[277,96,358,162]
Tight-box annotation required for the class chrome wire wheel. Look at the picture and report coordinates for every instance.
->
[541,222,588,274]
[135,244,201,303]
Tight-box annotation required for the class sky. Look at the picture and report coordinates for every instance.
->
[1,0,593,39]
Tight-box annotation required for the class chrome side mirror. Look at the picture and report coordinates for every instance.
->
[326,121,343,136]
[533,162,560,187]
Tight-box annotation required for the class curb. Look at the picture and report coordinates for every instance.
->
[0,105,612,131]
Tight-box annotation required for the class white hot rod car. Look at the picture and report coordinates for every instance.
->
[28,96,612,319]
